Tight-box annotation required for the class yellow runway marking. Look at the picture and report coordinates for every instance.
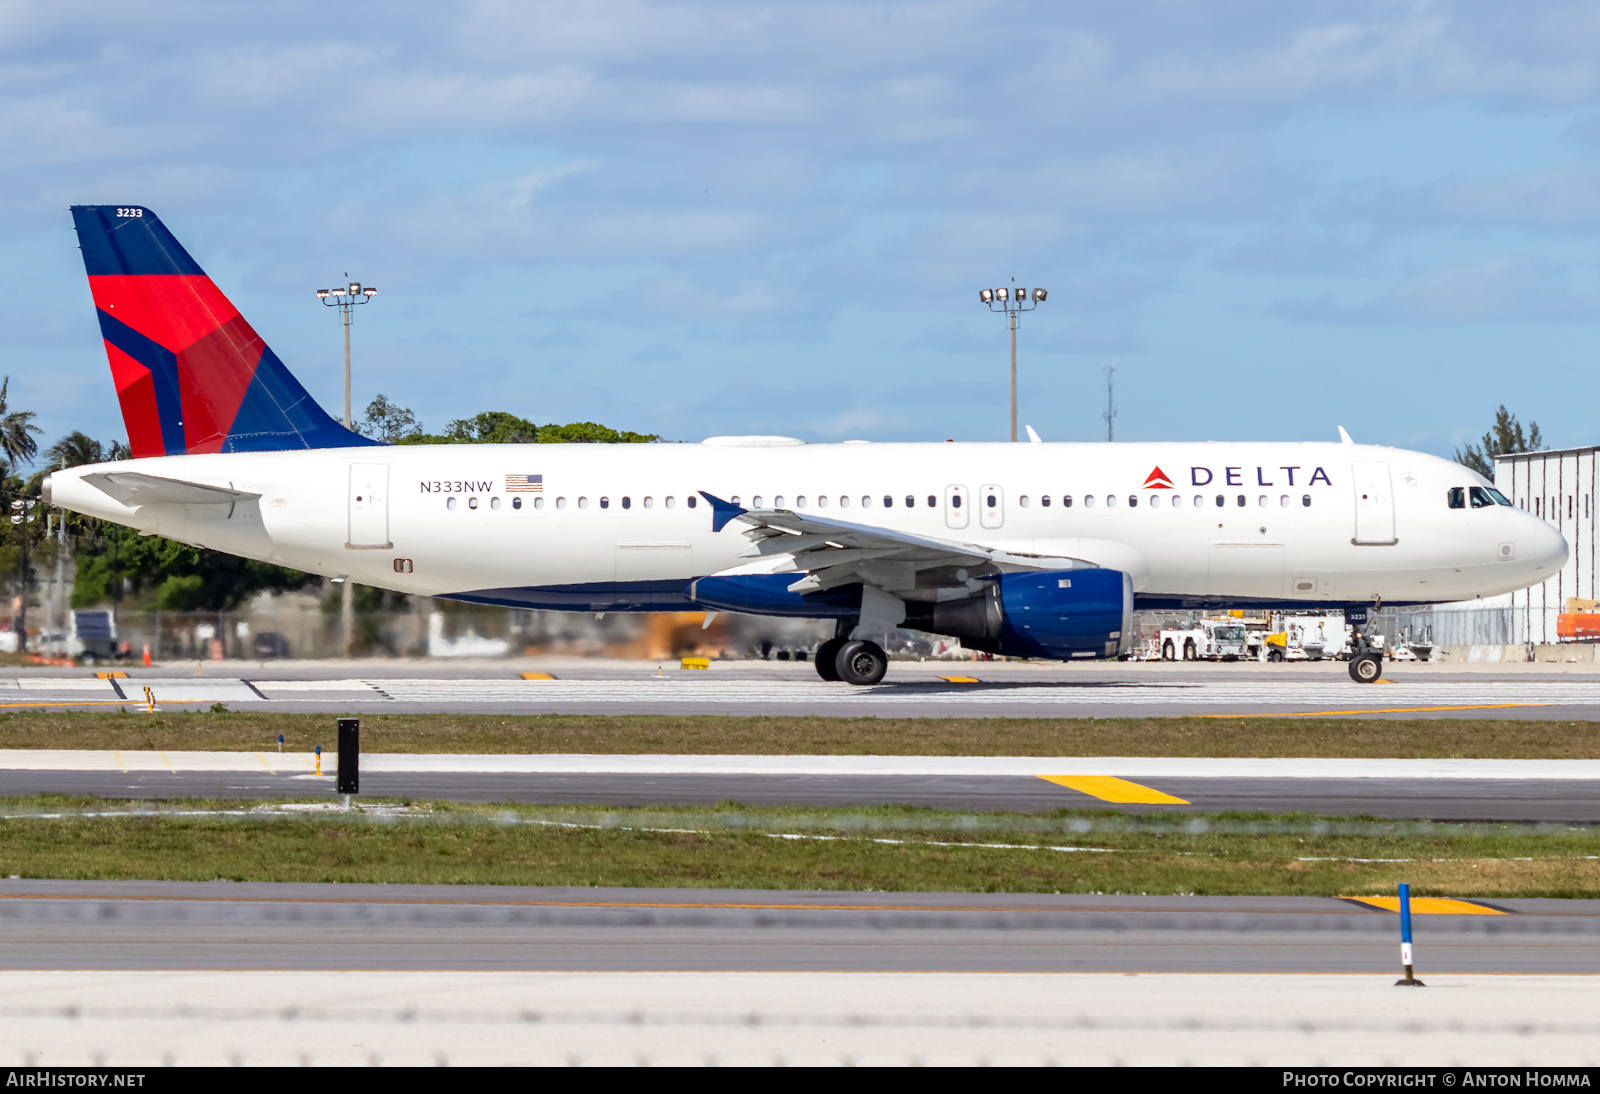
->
[939,676,980,683]
[112,751,127,773]
[519,672,556,680]
[1196,703,1550,718]
[1344,896,1509,916]
[1038,775,1189,804]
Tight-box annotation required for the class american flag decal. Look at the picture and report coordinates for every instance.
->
[505,474,543,492]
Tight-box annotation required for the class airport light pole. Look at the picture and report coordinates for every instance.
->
[316,281,378,429]
[979,285,1047,441]
[8,500,35,651]
[315,280,376,658]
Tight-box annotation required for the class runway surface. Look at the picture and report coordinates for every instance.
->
[13,660,1600,717]
[8,879,1600,1063]
[0,880,1588,974]
[4,752,1600,819]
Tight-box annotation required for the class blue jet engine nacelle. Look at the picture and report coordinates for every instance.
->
[904,569,1134,661]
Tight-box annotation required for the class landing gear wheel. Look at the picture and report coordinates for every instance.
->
[1161,640,1175,661]
[814,638,844,681]
[1349,653,1382,683]
[834,640,888,686]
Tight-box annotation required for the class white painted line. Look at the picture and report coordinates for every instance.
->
[0,750,1597,779]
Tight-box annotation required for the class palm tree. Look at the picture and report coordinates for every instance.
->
[44,431,105,470]
[0,377,41,468]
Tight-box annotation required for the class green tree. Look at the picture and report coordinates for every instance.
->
[1455,406,1543,480]
[357,395,423,442]
[394,411,658,445]
[43,431,105,470]
[0,377,42,469]
[72,523,315,610]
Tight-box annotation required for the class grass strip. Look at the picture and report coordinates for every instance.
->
[0,796,1597,897]
[2,710,1600,758]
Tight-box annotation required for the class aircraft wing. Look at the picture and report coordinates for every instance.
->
[82,472,259,508]
[698,491,1092,594]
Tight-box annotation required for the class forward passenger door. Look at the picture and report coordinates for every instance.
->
[1351,461,1398,545]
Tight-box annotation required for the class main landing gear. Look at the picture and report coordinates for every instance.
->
[814,621,888,686]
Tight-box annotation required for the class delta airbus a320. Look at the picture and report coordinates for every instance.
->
[43,206,1568,684]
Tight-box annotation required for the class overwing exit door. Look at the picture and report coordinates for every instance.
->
[944,485,969,529]
[348,463,392,549]
[1351,460,1397,545]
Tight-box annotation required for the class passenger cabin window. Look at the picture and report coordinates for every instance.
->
[468,497,478,509]
[1469,486,1495,509]
[643,497,653,508]
[1084,495,1095,508]
[840,496,850,508]
[578,497,588,509]
[949,496,958,508]
[1018,495,1029,507]
[818,496,829,508]
[687,495,697,508]
[796,496,807,508]
[556,497,567,509]
[1301,495,1311,507]
[665,496,675,508]
[1127,496,1137,507]
[861,496,872,508]
[926,495,936,507]
[600,497,610,509]
[514,497,523,510]
[905,496,915,508]
[1063,496,1073,507]
[621,497,631,509]
[1149,495,1161,508]
[1448,487,1466,509]
[1105,495,1117,508]
[446,497,457,510]
[986,495,997,508]
[1236,495,1246,507]
[752,496,763,508]
[774,496,784,508]
[1215,495,1224,507]
[490,497,500,510]
[1171,496,1182,508]
[1040,495,1051,507]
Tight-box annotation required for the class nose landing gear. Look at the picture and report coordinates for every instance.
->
[1345,601,1384,683]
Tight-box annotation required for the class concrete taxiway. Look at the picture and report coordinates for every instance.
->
[2,752,1598,820]
[10,658,1600,717]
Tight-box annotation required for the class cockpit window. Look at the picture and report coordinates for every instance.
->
[1488,488,1513,506]
[1447,487,1465,509]
[1469,486,1495,509]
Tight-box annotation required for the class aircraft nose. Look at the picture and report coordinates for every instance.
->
[1520,514,1569,573]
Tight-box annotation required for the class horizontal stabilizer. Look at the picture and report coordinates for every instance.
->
[82,471,258,507]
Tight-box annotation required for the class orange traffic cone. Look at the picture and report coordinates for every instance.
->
[142,643,151,667]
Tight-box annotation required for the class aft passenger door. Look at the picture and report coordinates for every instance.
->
[348,462,392,549]
[944,484,969,529]
[1351,461,1397,545]
[979,484,1004,529]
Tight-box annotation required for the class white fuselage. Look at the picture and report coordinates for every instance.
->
[44,439,1568,610]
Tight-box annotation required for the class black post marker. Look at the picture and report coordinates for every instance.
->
[336,717,359,797]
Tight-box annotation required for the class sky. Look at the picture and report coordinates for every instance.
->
[4,0,1600,457]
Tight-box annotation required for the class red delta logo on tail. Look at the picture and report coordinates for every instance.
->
[1142,466,1174,489]
[69,205,373,458]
